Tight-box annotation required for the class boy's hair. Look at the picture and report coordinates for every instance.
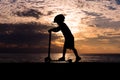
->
[54,14,65,23]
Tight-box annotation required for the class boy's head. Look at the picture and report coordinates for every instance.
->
[54,14,65,23]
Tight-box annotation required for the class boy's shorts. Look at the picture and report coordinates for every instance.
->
[64,38,74,49]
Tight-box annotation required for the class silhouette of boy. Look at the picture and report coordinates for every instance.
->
[48,14,81,62]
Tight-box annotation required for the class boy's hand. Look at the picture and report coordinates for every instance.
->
[48,29,51,33]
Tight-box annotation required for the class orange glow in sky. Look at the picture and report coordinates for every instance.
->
[0,0,120,53]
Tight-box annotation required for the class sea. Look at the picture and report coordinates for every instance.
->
[0,53,120,63]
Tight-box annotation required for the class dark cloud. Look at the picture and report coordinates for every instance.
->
[47,11,54,15]
[0,31,47,44]
[86,0,97,1]
[97,35,120,46]
[82,10,102,16]
[0,0,16,3]
[83,11,120,28]
[10,0,16,3]
[107,33,120,36]
[98,34,120,39]
[0,22,59,44]
[0,22,63,53]
[25,0,45,3]
[82,11,120,29]
[15,9,43,19]
[106,6,116,10]
[91,16,120,28]
[77,35,120,47]
[116,0,120,5]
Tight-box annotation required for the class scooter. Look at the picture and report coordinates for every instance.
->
[45,32,52,62]
[44,32,72,63]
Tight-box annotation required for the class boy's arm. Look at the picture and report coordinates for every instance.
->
[48,27,61,33]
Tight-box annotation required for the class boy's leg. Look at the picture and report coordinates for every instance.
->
[72,48,81,62]
[72,48,79,57]
[58,47,66,61]
[63,47,66,58]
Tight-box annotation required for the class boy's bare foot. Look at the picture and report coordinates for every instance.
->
[75,57,81,62]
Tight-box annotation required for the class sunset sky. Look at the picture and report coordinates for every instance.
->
[0,0,120,54]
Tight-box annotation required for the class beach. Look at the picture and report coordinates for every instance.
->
[0,53,120,63]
